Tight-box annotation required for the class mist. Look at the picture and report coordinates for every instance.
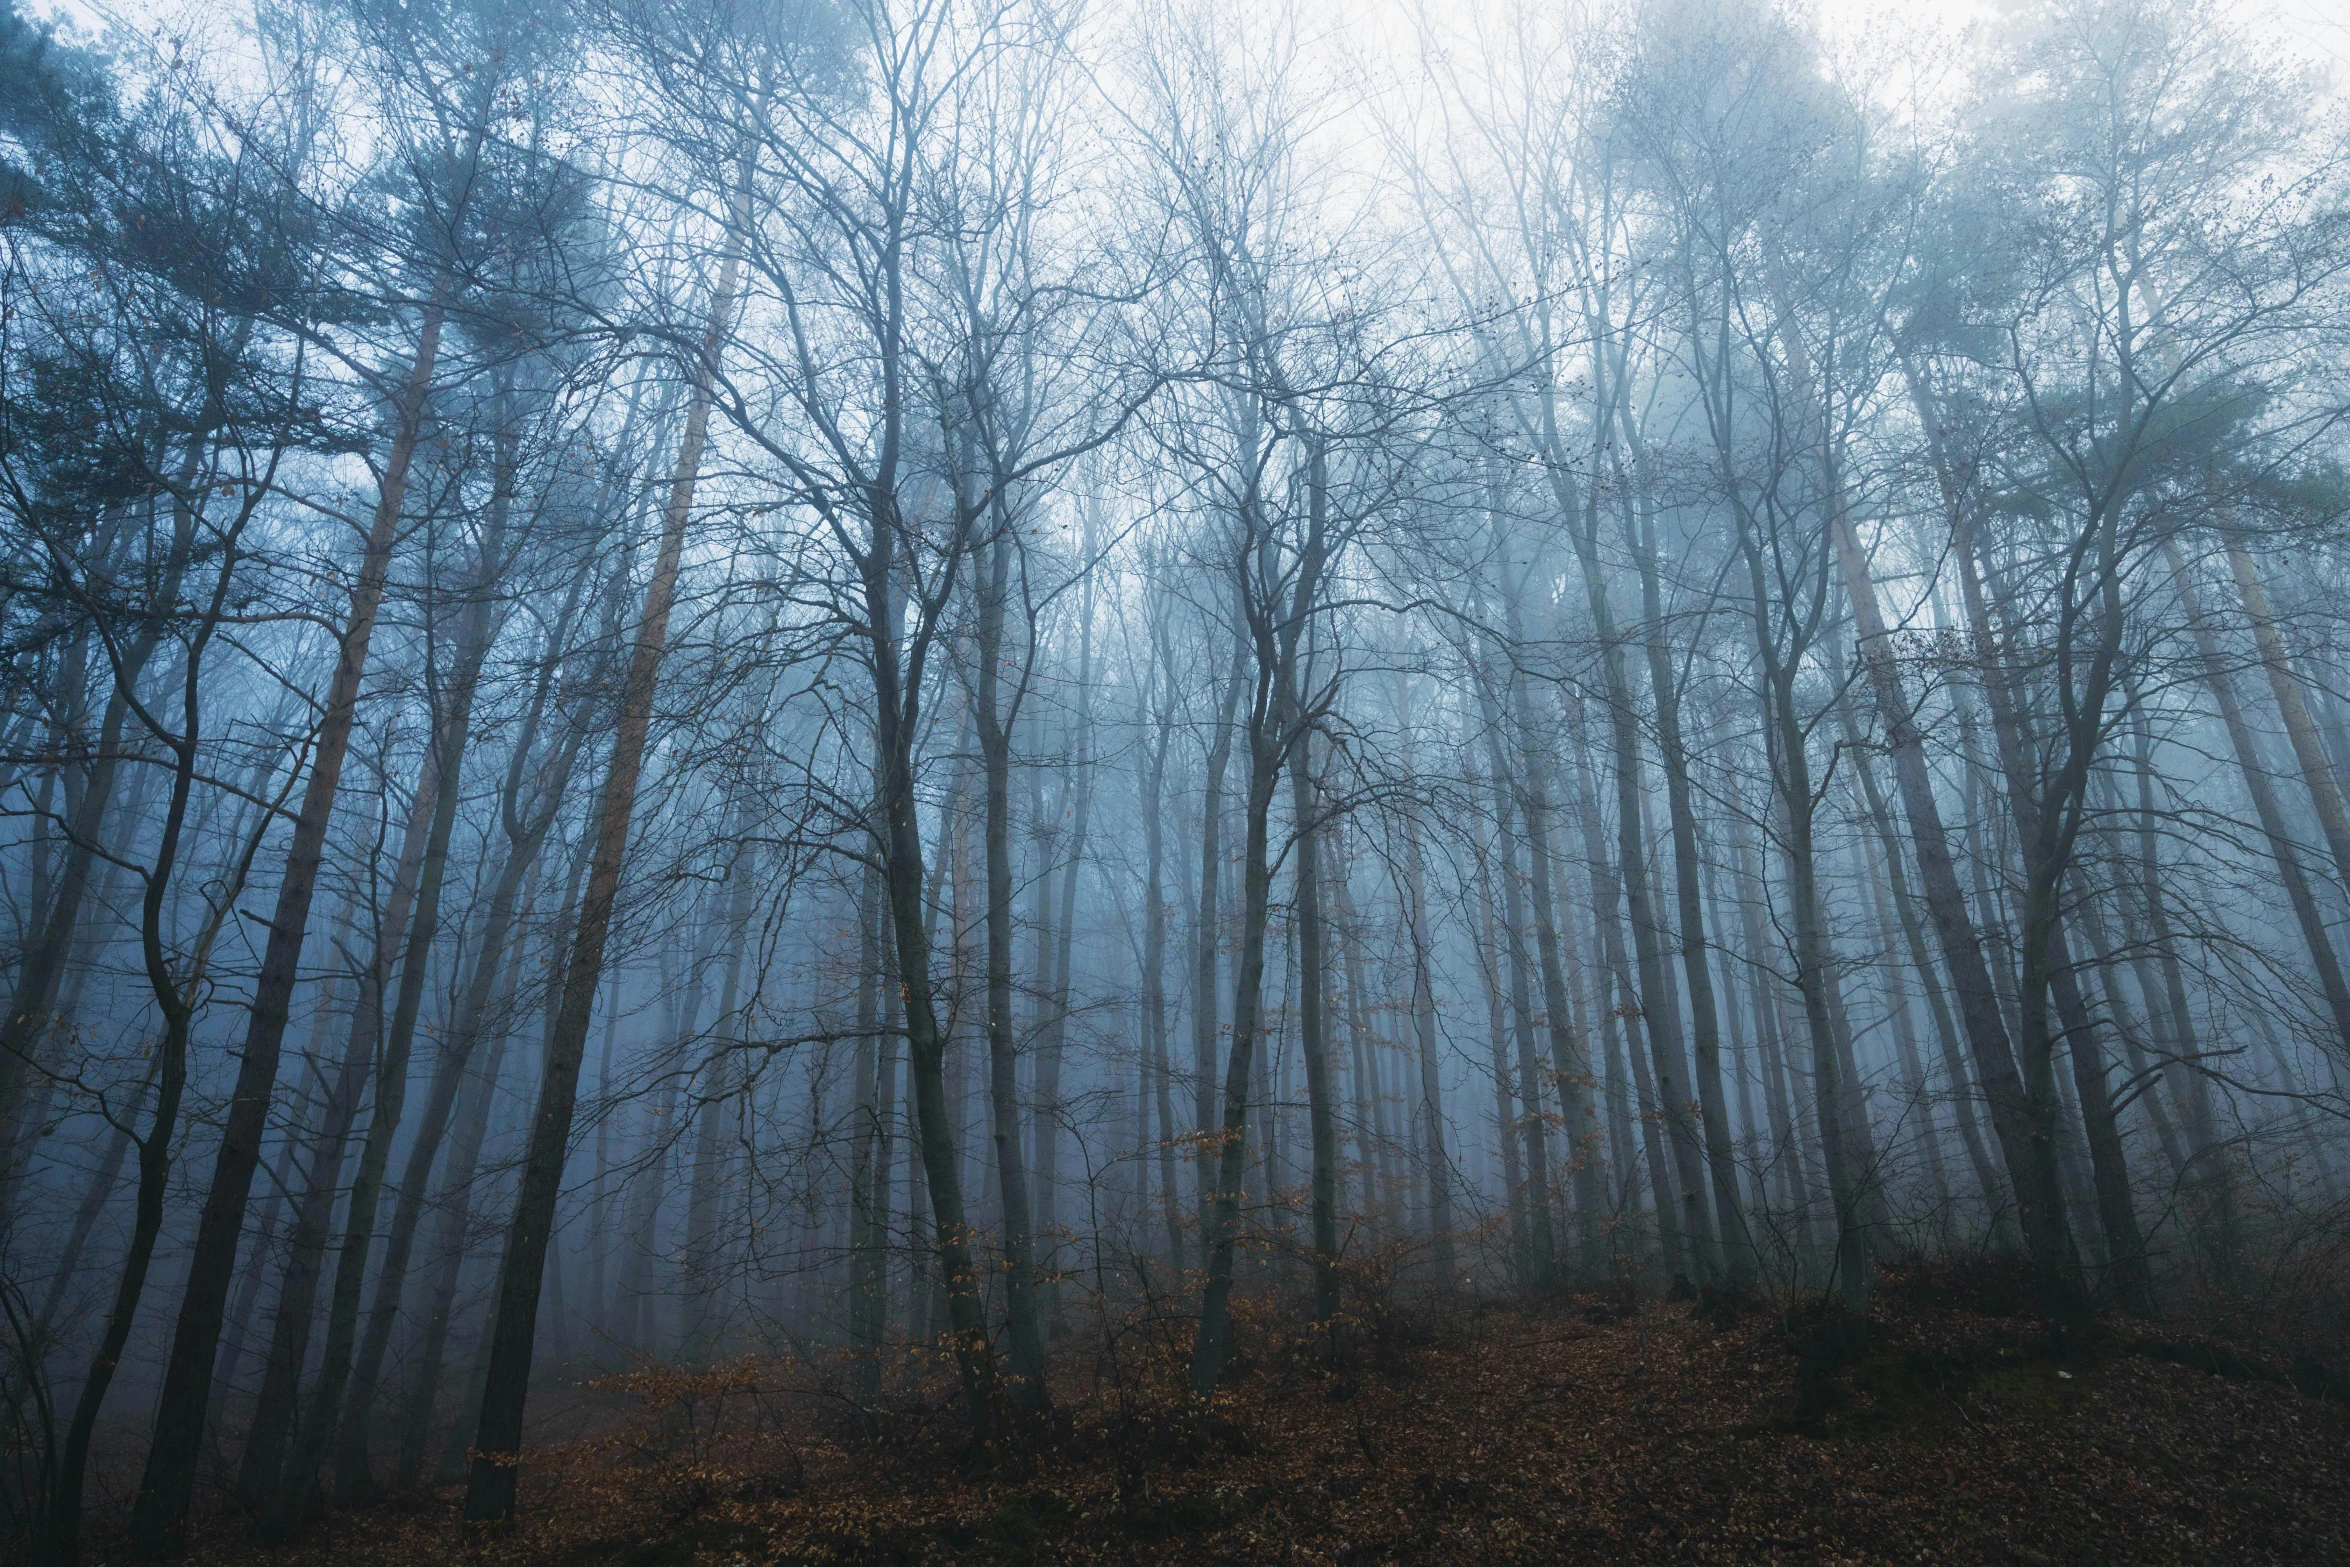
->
[4,0,2349,1560]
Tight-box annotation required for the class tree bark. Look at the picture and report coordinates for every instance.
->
[131,297,446,1559]
[1953,523,2151,1313]
[1393,669,1457,1286]
[2226,534,2350,894]
[1285,671,1340,1331]
[1833,694,2006,1230]
[1613,443,1749,1288]
[1191,633,1248,1217]
[1141,622,1185,1273]
[1816,354,2078,1300]
[280,432,526,1521]
[684,838,756,1359]
[1473,654,1558,1293]
[335,603,590,1493]
[1555,502,1716,1285]
[848,860,887,1407]
[1470,833,1531,1281]
[463,194,741,1514]
[242,759,440,1503]
[972,513,1051,1415]
[1032,548,1097,1336]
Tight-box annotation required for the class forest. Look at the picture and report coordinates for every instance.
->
[3,0,2349,1560]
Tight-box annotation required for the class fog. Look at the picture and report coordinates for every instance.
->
[4,0,2349,1557]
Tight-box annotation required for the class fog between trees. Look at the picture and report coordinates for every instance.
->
[3,0,2349,1557]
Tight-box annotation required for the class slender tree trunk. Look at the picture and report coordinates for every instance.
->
[1833,694,2006,1231]
[2125,704,2235,1268]
[1953,523,2151,1312]
[1856,826,1953,1212]
[1767,677,1870,1315]
[0,678,142,1212]
[1032,558,1097,1335]
[1393,671,1457,1286]
[685,837,757,1360]
[1141,641,1185,1273]
[1330,854,1390,1224]
[2073,881,2186,1178]
[335,636,588,1494]
[848,860,887,1406]
[0,482,196,1214]
[242,767,440,1503]
[2226,535,2350,893]
[617,918,718,1353]
[1617,482,1749,1288]
[208,946,352,1417]
[1470,840,1530,1283]
[1189,699,1277,1404]
[35,1052,156,1339]
[972,516,1050,1415]
[48,490,267,1563]
[1495,580,1606,1281]
[1285,678,1341,1331]
[1558,521,1716,1284]
[1812,355,2078,1300]
[1192,441,1329,1398]
[2168,543,2350,1044]
[1474,659,1558,1292]
[28,759,172,1336]
[463,189,744,1514]
[48,754,201,1567]
[131,297,447,1559]
[281,474,523,1522]
[410,941,529,1489]
[1727,809,1818,1262]
[1192,634,1247,1216]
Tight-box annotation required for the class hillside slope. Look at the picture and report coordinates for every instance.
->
[180,1269,2350,1566]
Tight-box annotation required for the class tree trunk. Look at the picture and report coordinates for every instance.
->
[2226,534,2350,893]
[1855,824,1953,1211]
[335,617,590,1494]
[684,834,757,1361]
[847,858,887,1404]
[1470,838,1531,1283]
[1285,677,1341,1332]
[1393,670,1457,1286]
[1767,676,1870,1315]
[1496,581,1606,1281]
[1726,809,1818,1263]
[207,948,352,1421]
[1189,698,1279,1401]
[1141,634,1185,1273]
[1617,468,1749,1287]
[242,766,440,1504]
[1558,517,1716,1285]
[2125,703,2235,1269]
[972,515,1051,1416]
[1822,355,2078,1300]
[281,452,525,1521]
[48,708,206,1567]
[1032,551,1097,1336]
[1192,434,1330,1398]
[48,483,270,1564]
[0,478,196,1213]
[1191,634,1248,1216]
[131,297,447,1559]
[410,935,530,1489]
[1833,693,2006,1231]
[463,194,742,1515]
[1473,657,1558,1292]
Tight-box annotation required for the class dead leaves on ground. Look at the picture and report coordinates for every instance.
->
[177,1269,2350,1567]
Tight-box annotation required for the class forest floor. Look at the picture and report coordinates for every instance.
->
[169,1261,2350,1566]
